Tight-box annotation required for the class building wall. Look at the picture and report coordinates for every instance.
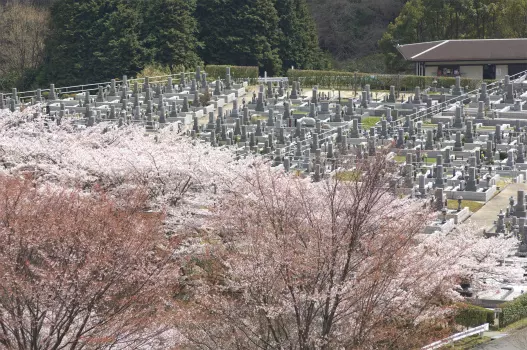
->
[423,60,527,65]
[496,65,508,80]
[423,60,527,79]
[460,65,483,79]
[425,66,438,76]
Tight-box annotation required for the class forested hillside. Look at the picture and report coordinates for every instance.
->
[1,0,527,91]
[306,0,407,71]
[0,0,327,89]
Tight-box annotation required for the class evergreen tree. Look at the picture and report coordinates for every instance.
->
[140,0,201,71]
[42,0,144,86]
[195,0,282,75]
[275,0,323,70]
[92,1,144,81]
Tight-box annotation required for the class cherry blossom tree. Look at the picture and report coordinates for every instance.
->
[0,106,252,232]
[178,153,521,350]
[0,107,522,349]
[0,174,182,349]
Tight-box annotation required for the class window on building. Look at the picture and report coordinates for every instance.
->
[437,65,461,77]
[483,64,496,80]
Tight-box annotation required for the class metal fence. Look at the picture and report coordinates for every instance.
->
[3,72,199,102]
[392,69,527,127]
[421,323,489,349]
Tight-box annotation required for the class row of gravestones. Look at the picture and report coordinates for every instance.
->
[2,68,527,188]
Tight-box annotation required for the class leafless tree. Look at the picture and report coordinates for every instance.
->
[0,2,49,90]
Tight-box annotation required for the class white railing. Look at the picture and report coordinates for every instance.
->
[387,69,527,127]
[258,77,288,83]
[422,323,489,350]
[2,72,198,101]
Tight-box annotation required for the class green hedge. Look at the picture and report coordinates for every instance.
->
[286,69,491,92]
[499,293,527,327]
[205,65,258,84]
[455,303,494,328]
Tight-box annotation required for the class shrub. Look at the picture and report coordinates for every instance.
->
[286,69,490,92]
[137,63,173,79]
[200,89,211,106]
[455,303,494,328]
[339,53,387,74]
[499,293,527,327]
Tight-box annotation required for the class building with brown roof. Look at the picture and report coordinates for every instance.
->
[397,39,527,80]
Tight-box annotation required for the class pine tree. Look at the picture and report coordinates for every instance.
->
[274,0,323,70]
[42,0,145,86]
[195,0,282,75]
[140,0,201,71]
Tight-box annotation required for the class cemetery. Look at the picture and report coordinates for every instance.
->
[3,67,527,230]
[7,0,527,346]
[3,65,527,347]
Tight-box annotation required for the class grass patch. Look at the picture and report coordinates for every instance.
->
[60,93,77,99]
[250,115,268,123]
[335,170,361,182]
[394,155,436,164]
[447,199,484,213]
[293,111,309,115]
[479,126,514,131]
[502,316,527,331]
[361,117,381,129]
[497,178,512,189]
[440,334,491,349]
[423,157,436,164]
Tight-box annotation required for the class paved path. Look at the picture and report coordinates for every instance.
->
[467,182,522,233]
[476,329,527,349]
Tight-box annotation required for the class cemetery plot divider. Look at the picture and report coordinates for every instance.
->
[287,69,492,93]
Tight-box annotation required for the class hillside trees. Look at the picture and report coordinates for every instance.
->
[41,0,201,86]
[498,0,527,38]
[5,0,328,87]
[195,0,282,75]
[274,0,326,70]
[0,2,49,90]
[42,0,145,86]
[307,0,407,61]
[140,0,201,71]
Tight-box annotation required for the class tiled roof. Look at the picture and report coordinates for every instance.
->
[397,39,527,62]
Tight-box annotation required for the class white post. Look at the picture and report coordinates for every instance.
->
[264,71,267,83]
